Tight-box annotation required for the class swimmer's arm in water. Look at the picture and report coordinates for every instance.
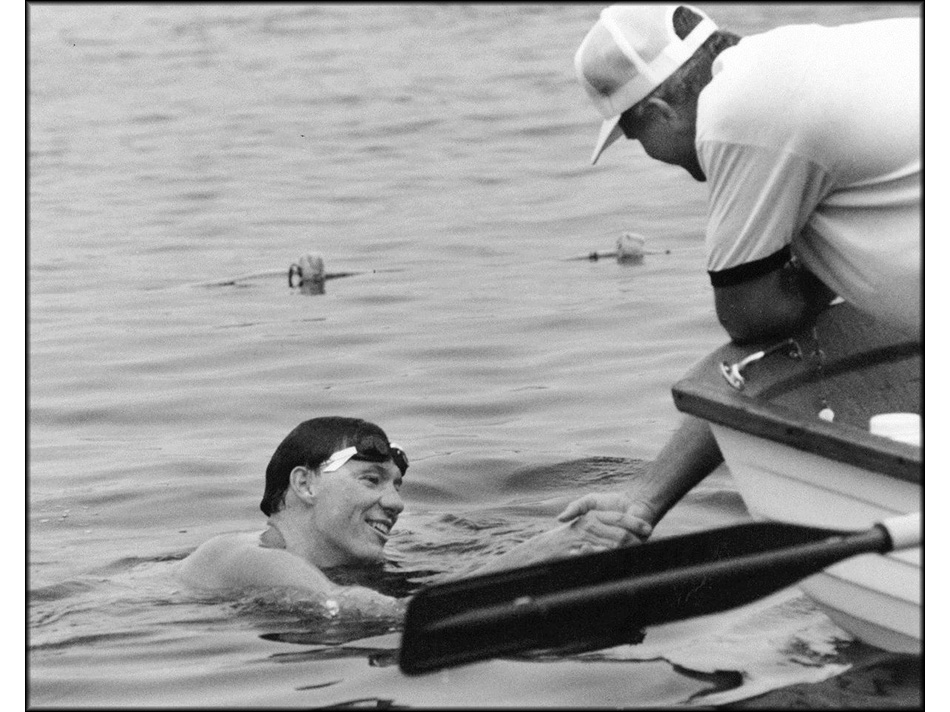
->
[177,533,402,611]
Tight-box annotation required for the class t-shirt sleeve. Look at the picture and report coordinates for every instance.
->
[700,139,831,287]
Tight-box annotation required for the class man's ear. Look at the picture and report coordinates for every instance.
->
[644,97,677,123]
[288,466,317,504]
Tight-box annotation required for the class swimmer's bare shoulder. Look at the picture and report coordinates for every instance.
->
[178,531,331,591]
[177,533,404,613]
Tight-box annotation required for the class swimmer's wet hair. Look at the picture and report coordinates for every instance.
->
[260,416,395,516]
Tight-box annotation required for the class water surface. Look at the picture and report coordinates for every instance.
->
[28,4,921,707]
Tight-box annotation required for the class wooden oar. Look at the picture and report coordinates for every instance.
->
[398,512,919,675]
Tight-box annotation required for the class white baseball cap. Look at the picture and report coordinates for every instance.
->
[574,4,718,164]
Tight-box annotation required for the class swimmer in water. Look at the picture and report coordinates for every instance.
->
[177,417,650,610]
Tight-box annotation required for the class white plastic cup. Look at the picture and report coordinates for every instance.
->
[869,413,921,447]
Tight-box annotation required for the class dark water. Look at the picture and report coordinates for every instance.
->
[28,4,921,707]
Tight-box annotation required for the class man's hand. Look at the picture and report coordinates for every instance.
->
[508,509,651,564]
[556,493,654,545]
[561,507,653,551]
[461,506,653,576]
[551,416,723,551]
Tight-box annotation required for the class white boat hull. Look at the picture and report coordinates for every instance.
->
[710,423,921,654]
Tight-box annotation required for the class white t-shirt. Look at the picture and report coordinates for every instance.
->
[697,18,920,337]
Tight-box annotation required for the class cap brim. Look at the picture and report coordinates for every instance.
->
[590,116,625,165]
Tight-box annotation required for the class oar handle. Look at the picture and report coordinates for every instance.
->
[880,511,921,550]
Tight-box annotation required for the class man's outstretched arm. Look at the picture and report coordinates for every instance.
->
[558,414,723,530]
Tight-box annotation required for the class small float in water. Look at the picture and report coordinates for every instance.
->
[568,232,672,264]
[198,252,361,293]
[288,253,331,294]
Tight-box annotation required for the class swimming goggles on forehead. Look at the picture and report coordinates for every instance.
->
[320,435,408,475]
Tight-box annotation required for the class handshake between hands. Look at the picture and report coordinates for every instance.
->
[455,491,658,577]
[545,492,656,559]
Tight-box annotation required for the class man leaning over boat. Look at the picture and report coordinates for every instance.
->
[558,5,920,532]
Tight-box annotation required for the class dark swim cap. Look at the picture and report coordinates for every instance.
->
[259,417,405,516]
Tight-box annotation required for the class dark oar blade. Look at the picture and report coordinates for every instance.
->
[398,519,903,675]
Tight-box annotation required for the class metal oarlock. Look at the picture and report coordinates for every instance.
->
[720,338,803,390]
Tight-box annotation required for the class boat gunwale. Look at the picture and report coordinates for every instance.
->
[672,331,921,485]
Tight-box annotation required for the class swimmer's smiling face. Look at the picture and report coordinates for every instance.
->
[307,456,405,567]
